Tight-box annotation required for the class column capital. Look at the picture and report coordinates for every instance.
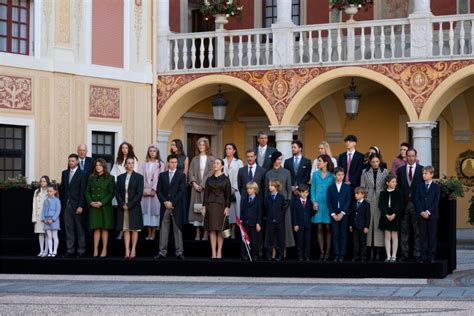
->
[269,125,299,133]
[157,129,173,139]
[407,121,437,131]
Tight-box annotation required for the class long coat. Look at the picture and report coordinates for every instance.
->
[265,167,295,248]
[360,168,389,247]
[85,174,115,229]
[223,157,244,223]
[188,155,215,224]
[115,171,144,231]
[139,161,166,217]
[32,188,48,233]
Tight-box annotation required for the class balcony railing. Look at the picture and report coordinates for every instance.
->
[161,14,474,74]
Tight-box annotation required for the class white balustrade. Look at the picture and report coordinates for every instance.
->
[161,14,474,74]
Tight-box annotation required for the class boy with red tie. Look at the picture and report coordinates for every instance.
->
[240,181,262,261]
[292,184,315,261]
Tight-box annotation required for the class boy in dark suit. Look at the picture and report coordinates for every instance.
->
[337,135,364,195]
[327,167,352,262]
[265,180,286,261]
[350,186,371,262]
[291,184,314,261]
[240,181,262,261]
[415,166,440,263]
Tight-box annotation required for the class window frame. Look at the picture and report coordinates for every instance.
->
[263,0,301,28]
[0,124,26,182]
[91,131,115,172]
[0,0,31,55]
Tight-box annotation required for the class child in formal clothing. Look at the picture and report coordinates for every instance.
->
[240,182,262,261]
[292,184,315,261]
[350,187,371,262]
[327,167,352,262]
[41,184,61,257]
[415,166,440,263]
[378,175,404,262]
[32,176,50,257]
[265,180,286,261]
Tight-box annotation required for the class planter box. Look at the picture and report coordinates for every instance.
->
[0,188,35,239]
[437,195,457,273]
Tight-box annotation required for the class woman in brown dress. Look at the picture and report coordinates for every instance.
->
[202,159,231,259]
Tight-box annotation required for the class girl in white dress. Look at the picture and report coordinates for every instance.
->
[32,176,50,257]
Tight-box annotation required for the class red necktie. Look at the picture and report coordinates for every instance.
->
[302,199,306,208]
[409,165,413,183]
[345,153,352,182]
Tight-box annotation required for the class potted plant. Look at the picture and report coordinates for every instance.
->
[200,0,243,29]
[329,0,374,22]
[437,176,465,200]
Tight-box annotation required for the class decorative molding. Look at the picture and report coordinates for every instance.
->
[453,130,472,143]
[89,85,121,119]
[39,76,51,176]
[0,75,32,111]
[134,1,143,63]
[42,0,52,53]
[55,0,72,47]
[55,75,72,175]
[74,0,83,57]
[456,150,474,187]
[157,60,474,123]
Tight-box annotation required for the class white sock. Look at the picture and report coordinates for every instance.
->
[46,230,53,254]
[38,234,45,253]
[53,231,59,254]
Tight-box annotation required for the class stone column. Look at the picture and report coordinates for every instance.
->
[412,0,431,16]
[156,129,173,158]
[407,121,437,166]
[409,0,432,58]
[157,0,170,73]
[276,0,292,24]
[272,0,294,66]
[270,125,298,161]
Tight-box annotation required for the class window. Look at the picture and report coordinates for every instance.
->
[263,0,300,28]
[408,122,440,178]
[0,0,30,55]
[0,124,25,182]
[457,0,469,14]
[91,131,115,172]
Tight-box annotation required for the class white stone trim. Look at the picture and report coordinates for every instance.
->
[270,124,299,160]
[33,0,40,58]
[407,121,437,166]
[438,116,447,176]
[0,116,35,182]
[180,0,188,32]
[124,0,131,71]
[156,129,173,157]
[84,0,92,65]
[254,0,262,28]
[86,124,123,162]
[457,0,470,14]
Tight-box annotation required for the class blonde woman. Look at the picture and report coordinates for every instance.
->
[310,141,338,179]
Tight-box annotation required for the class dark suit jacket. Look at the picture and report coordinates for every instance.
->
[238,164,265,200]
[256,146,276,171]
[284,156,311,187]
[337,151,364,188]
[351,199,371,230]
[60,168,87,210]
[396,163,424,204]
[327,182,352,215]
[264,193,286,224]
[78,157,94,175]
[157,170,187,226]
[415,182,440,219]
[240,195,262,226]
[115,172,144,212]
[291,197,314,228]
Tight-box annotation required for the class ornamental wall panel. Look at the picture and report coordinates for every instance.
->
[89,85,121,119]
[0,75,32,111]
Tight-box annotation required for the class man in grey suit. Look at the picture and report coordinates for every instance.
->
[255,131,276,171]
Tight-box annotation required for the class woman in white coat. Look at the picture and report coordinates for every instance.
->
[223,143,244,239]
[32,176,50,257]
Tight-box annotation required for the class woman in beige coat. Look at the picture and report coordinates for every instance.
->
[360,153,388,261]
[188,137,215,240]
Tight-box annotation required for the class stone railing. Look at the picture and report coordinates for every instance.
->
[161,14,474,74]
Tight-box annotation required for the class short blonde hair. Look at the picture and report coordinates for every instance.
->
[422,166,435,174]
[268,180,281,191]
[246,181,259,193]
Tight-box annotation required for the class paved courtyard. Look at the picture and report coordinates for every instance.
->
[0,248,473,315]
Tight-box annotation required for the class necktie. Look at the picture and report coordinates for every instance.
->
[258,148,264,166]
[294,156,300,171]
[302,199,306,208]
[425,183,429,191]
[345,153,352,182]
[408,165,413,183]
[249,197,253,204]
[357,201,361,208]
[80,160,84,170]
[248,166,253,181]
[272,194,276,200]
[169,172,174,184]
[69,170,74,183]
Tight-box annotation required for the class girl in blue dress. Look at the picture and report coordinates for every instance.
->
[41,184,61,257]
[310,155,335,261]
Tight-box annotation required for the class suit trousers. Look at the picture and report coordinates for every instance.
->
[331,215,349,258]
[241,224,259,260]
[159,208,184,257]
[400,201,421,258]
[64,202,86,255]
[296,225,312,259]
[353,229,367,259]
[265,221,285,259]
[418,217,438,261]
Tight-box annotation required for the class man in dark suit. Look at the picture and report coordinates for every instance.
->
[415,166,440,263]
[155,154,187,260]
[77,144,94,175]
[238,149,265,201]
[291,185,315,261]
[337,135,364,195]
[284,140,311,196]
[256,131,276,171]
[60,153,87,257]
[397,148,424,261]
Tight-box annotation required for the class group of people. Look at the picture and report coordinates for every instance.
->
[31,132,440,263]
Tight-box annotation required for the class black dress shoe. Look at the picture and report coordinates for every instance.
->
[154,254,166,260]
[275,256,283,262]
[304,257,310,262]
[63,253,75,258]
[176,254,185,260]
[298,256,304,262]
[240,256,249,261]
[338,258,344,262]
[398,256,408,262]
[76,253,85,258]
[429,259,435,264]
[352,257,360,262]
[416,258,424,264]
[360,258,366,262]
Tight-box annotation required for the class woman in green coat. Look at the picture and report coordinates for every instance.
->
[85,158,115,258]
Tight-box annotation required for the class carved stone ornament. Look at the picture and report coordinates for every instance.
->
[456,150,474,186]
